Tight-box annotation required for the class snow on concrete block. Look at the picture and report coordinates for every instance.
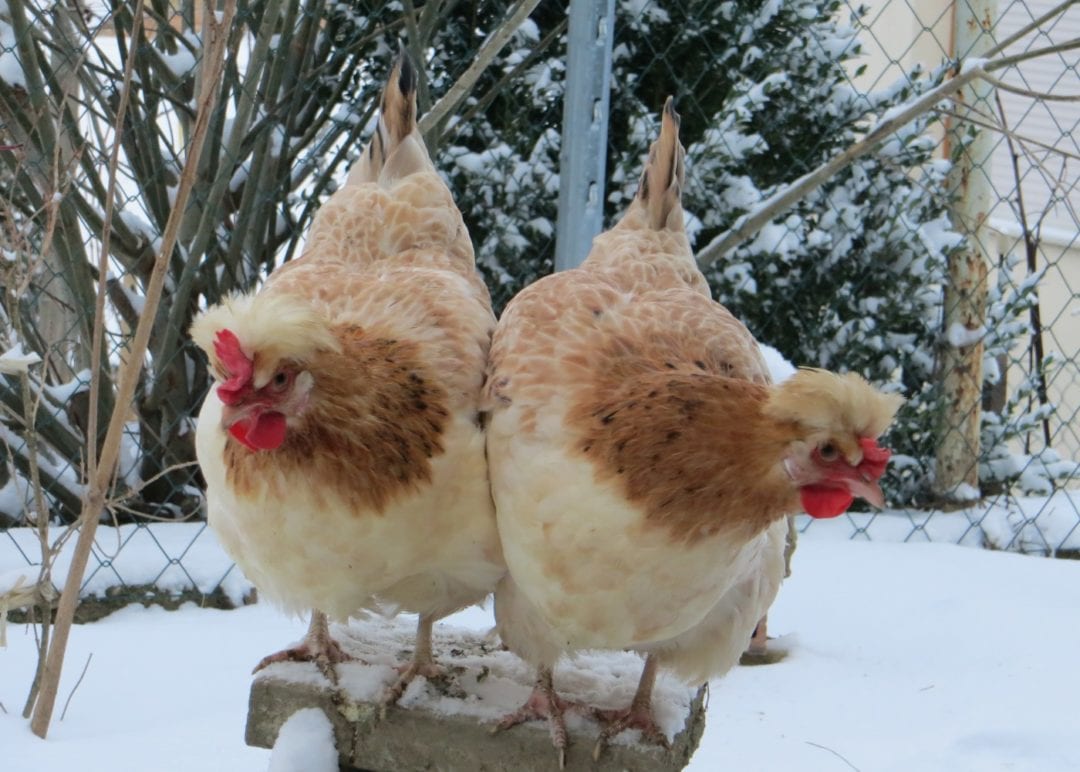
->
[246,615,706,771]
[269,708,339,772]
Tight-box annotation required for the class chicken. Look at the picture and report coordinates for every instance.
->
[190,51,503,701]
[484,99,902,760]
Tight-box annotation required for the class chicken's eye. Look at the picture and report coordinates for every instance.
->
[819,442,839,462]
[270,370,290,392]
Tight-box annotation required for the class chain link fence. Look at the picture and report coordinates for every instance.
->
[0,0,1077,619]
[796,0,1080,552]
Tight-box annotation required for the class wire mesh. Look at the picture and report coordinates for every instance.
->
[0,0,1076,616]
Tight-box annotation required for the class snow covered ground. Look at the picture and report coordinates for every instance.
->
[2,533,1078,772]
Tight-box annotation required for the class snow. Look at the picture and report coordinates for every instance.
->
[0,343,41,375]
[268,708,338,772]
[960,56,989,74]
[2,538,1078,771]
[0,424,84,502]
[948,482,982,502]
[0,472,31,521]
[620,0,671,24]
[758,342,795,383]
[112,278,147,318]
[261,611,695,745]
[44,369,92,404]
[160,49,197,80]
[915,212,964,258]
[3,523,251,606]
[119,209,159,244]
[946,321,987,348]
[0,566,33,597]
[0,19,25,88]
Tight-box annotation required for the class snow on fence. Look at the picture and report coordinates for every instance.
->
[0,0,1077,621]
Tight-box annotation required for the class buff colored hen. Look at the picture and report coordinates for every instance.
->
[485,99,902,761]
[191,52,503,702]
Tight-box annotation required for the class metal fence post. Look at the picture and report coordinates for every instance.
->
[934,0,998,500]
[554,0,615,271]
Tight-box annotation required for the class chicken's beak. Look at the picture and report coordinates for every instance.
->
[845,473,886,509]
[219,403,253,431]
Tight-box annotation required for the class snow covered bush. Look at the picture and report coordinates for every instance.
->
[979,253,1080,496]
[325,0,1076,506]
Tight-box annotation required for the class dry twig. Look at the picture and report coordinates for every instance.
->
[28,0,237,738]
[59,652,93,721]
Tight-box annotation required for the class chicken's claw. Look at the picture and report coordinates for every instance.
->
[253,611,357,685]
[252,637,356,674]
[493,692,569,769]
[592,704,671,760]
[380,659,445,712]
[380,614,445,714]
[493,672,587,769]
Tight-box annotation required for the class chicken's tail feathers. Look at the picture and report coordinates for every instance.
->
[381,44,418,146]
[348,44,433,186]
[633,96,685,231]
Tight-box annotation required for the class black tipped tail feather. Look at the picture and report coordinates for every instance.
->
[636,96,685,231]
[349,45,430,185]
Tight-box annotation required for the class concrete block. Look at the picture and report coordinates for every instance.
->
[245,616,706,771]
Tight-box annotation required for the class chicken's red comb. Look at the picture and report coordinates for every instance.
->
[857,436,891,480]
[213,329,252,405]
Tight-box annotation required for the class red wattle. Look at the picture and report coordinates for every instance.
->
[228,420,258,450]
[801,485,854,518]
[228,412,287,451]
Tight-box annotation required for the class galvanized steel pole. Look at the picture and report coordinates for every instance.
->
[554,0,615,271]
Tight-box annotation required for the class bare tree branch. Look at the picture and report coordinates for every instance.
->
[979,70,1080,103]
[937,105,1080,162]
[58,652,92,721]
[995,91,1054,448]
[982,0,1077,59]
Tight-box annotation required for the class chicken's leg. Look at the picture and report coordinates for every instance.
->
[748,614,769,656]
[253,610,355,684]
[382,614,443,707]
[494,665,584,768]
[592,654,669,759]
[741,613,789,665]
